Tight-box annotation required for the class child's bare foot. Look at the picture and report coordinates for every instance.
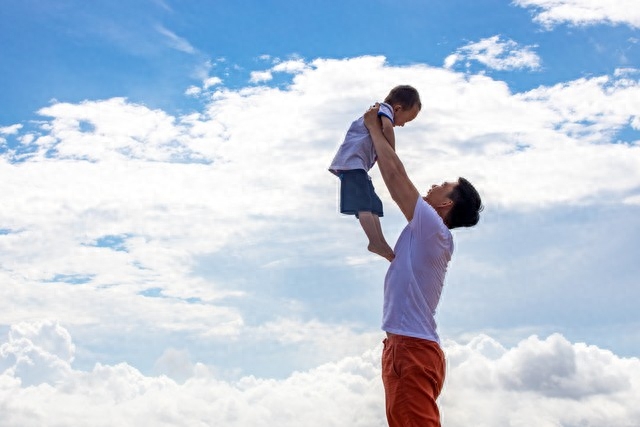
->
[368,243,395,262]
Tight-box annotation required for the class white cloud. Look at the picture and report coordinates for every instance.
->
[1,55,639,381]
[251,318,381,367]
[32,97,199,162]
[249,70,273,83]
[153,348,195,383]
[614,67,640,77]
[184,85,201,96]
[0,321,74,387]
[444,35,541,71]
[443,53,460,69]
[514,0,640,29]
[272,59,309,74]
[185,77,222,96]
[249,59,308,84]
[0,124,22,135]
[441,334,640,426]
[0,124,22,145]
[624,194,640,204]
[155,25,197,54]
[203,76,222,89]
[151,0,173,13]
[519,75,640,135]
[1,324,639,426]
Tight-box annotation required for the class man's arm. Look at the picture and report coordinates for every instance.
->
[364,104,420,222]
[380,116,396,151]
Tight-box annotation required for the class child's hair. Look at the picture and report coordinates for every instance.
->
[384,85,421,110]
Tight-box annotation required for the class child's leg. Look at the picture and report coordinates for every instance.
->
[358,211,394,262]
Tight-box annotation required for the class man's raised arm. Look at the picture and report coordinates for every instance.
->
[364,104,420,222]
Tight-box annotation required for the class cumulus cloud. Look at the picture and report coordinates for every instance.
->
[203,76,222,89]
[514,0,640,29]
[1,324,638,426]
[272,58,309,74]
[519,74,640,139]
[0,321,74,387]
[0,124,22,146]
[1,55,639,381]
[152,348,195,383]
[250,58,310,84]
[185,76,223,96]
[444,35,541,71]
[0,124,22,135]
[249,70,273,83]
[251,318,381,368]
[27,97,195,162]
[184,85,202,96]
[442,334,640,426]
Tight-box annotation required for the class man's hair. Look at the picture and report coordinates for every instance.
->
[446,177,483,229]
[384,85,421,110]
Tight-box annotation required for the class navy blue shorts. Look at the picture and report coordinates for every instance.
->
[339,169,384,218]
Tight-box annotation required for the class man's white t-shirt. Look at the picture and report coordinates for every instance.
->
[382,197,454,344]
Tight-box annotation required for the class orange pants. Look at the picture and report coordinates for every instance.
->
[382,334,446,427]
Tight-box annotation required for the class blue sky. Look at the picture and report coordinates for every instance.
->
[3,0,637,123]
[1,1,640,426]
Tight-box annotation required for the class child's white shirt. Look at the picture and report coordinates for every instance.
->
[328,102,394,175]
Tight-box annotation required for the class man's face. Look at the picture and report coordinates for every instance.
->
[425,181,457,207]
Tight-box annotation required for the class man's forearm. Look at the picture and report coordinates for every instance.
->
[370,125,406,184]
[382,126,396,151]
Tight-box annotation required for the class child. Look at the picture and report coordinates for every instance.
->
[329,85,421,261]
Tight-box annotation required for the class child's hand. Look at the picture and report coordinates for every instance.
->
[363,103,381,130]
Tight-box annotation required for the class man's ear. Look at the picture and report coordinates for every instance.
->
[438,199,453,208]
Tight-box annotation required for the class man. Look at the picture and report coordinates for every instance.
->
[363,104,483,427]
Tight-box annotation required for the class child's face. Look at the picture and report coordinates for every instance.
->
[393,104,420,127]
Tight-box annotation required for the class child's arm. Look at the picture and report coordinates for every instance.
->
[380,116,396,151]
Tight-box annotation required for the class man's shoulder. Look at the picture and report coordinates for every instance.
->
[412,199,451,237]
[414,198,437,220]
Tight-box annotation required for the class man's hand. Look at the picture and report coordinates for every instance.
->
[363,103,396,150]
[364,103,382,131]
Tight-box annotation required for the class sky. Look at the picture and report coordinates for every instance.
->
[1,0,639,426]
